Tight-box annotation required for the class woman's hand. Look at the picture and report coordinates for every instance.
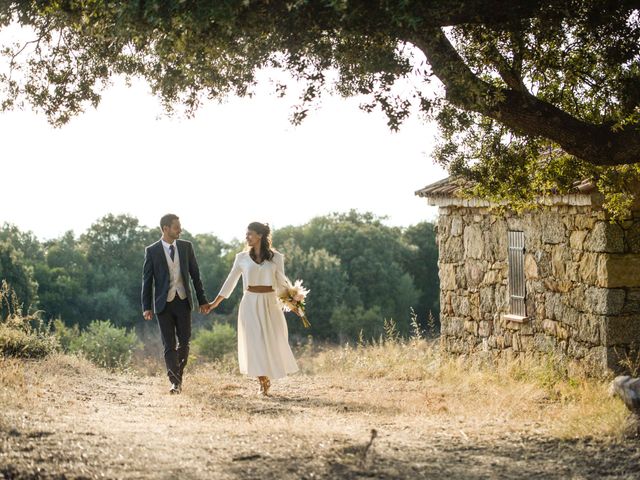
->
[200,302,215,315]
[205,295,224,314]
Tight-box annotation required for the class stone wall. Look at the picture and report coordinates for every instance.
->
[437,203,640,371]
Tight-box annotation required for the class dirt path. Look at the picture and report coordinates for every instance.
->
[1,356,640,479]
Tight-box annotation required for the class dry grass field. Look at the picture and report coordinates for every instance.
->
[2,340,640,479]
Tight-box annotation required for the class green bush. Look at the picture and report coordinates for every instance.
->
[329,304,384,342]
[192,323,236,361]
[0,281,59,358]
[52,318,80,352]
[70,320,141,370]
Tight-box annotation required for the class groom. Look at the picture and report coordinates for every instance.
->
[142,213,208,394]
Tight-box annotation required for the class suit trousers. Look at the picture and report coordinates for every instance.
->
[156,297,191,385]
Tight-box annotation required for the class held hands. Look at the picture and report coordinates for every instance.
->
[200,300,219,315]
[143,310,154,321]
[199,295,224,315]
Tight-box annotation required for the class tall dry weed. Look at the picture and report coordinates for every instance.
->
[0,281,59,358]
[616,342,640,377]
[297,337,635,440]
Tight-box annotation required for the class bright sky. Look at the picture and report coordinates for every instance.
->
[0,30,446,243]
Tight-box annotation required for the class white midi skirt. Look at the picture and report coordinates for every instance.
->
[237,291,299,379]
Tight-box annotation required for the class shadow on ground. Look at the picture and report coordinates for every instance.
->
[226,434,640,480]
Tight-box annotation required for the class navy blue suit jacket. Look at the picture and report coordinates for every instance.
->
[141,239,208,314]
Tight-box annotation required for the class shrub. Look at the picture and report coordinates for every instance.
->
[192,323,236,361]
[70,320,141,370]
[0,319,59,358]
[329,304,384,342]
[52,318,80,352]
[0,281,59,358]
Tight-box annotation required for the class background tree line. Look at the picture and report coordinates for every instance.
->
[0,211,439,342]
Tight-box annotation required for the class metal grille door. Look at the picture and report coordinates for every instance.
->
[508,231,526,317]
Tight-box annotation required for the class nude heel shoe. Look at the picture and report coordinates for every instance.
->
[258,376,271,397]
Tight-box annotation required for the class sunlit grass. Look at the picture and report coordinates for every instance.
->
[291,336,636,440]
[2,331,636,442]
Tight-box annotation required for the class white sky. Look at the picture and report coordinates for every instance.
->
[0,29,446,243]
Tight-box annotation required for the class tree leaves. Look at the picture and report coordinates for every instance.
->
[2,1,639,213]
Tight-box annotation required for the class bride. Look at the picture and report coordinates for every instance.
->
[206,222,298,396]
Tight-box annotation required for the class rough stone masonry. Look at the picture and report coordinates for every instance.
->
[417,178,640,372]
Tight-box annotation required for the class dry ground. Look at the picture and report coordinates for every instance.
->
[1,344,640,479]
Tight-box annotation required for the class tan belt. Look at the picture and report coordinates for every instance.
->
[247,286,274,293]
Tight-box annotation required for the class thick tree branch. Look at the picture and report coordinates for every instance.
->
[403,0,554,27]
[410,27,640,166]
[510,30,525,79]
[394,0,640,27]
[485,44,528,93]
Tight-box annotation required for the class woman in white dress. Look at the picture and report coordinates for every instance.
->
[207,222,298,395]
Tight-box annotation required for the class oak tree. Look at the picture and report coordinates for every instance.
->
[2,1,639,212]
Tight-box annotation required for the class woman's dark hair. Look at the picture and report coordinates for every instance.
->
[247,221,274,262]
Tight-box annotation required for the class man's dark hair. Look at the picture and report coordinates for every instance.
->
[160,213,179,230]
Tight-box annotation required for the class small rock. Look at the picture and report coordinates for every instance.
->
[611,375,640,415]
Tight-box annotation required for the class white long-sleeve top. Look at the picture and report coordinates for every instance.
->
[218,250,288,299]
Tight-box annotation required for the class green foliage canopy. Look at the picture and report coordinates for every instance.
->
[274,211,436,339]
[1,1,640,213]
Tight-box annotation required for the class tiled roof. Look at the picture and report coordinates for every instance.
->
[415,176,596,199]
[415,177,465,198]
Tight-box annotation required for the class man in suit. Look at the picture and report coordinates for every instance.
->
[142,213,208,394]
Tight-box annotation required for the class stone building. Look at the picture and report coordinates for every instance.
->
[415,177,640,371]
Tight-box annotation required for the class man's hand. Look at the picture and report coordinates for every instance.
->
[143,310,154,321]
